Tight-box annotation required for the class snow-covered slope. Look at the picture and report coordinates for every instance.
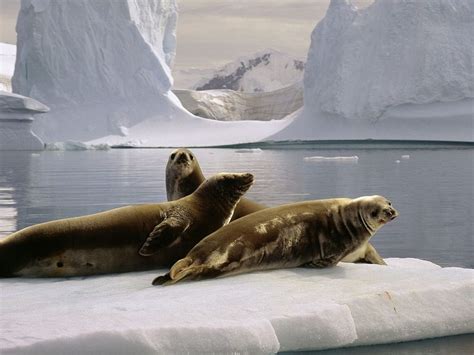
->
[0,42,15,92]
[173,82,303,121]
[174,49,305,93]
[273,0,474,142]
[1,259,472,353]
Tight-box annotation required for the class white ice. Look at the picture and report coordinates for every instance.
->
[304,156,359,162]
[0,91,48,150]
[1,259,473,354]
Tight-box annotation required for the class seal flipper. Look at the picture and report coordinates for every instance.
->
[139,217,190,256]
[361,243,386,265]
[152,272,172,286]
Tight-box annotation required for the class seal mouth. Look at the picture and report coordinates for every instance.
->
[237,173,254,191]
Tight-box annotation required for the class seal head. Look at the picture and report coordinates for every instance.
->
[166,148,204,201]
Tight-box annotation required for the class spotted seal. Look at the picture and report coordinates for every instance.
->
[153,195,398,285]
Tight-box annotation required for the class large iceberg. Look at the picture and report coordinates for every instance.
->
[1,259,472,353]
[273,0,474,142]
[12,0,290,146]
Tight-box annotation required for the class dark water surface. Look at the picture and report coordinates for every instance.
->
[0,146,472,267]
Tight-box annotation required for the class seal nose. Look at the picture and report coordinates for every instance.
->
[176,152,188,164]
[385,207,398,220]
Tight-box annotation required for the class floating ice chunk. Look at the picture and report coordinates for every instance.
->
[45,141,110,151]
[1,258,472,353]
[401,155,410,160]
[235,148,263,153]
[395,160,401,163]
[304,156,359,162]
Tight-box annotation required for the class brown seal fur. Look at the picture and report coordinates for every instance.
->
[166,148,386,265]
[153,195,398,285]
[0,173,254,277]
[166,148,265,220]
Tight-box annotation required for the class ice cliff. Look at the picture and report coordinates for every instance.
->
[173,83,303,121]
[273,0,474,142]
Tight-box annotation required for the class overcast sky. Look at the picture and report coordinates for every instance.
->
[0,0,372,70]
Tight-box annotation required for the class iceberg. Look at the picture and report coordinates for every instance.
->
[0,91,48,150]
[272,0,474,142]
[1,259,472,354]
[11,0,291,147]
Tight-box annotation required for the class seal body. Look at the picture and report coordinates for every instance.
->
[165,148,386,264]
[166,148,266,220]
[0,173,254,277]
[154,195,398,285]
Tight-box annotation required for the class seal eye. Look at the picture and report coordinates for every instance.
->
[189,154,194,161]
[371,210,378,218]
[170,153,176,160]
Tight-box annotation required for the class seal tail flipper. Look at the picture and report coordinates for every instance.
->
[169,257,194,279]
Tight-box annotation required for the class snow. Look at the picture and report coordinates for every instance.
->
[272,0,474,142]
[175,49,305,93]
[0,91,48,150]
[304,155,359,162]
[0,43,15,92]
[1,258,473,354]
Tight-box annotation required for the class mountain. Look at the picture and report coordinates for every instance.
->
[173,49,305,93]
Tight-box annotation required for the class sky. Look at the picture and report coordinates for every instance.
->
[0,0,372,70]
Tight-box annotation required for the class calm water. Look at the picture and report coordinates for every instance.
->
[0,146,472,268]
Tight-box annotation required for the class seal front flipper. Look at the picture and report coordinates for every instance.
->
[139,216,191,256]
[361,243,386,265]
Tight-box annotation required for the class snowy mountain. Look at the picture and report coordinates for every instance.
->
[272,0,474,142]
[174,49,305,93]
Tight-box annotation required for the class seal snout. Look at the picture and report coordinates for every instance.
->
[384,207,398,221]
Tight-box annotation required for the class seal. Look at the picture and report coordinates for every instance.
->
[166,148,386,265]
[153,195,398,285]
[0,173,254,277]
[166,148,265,220]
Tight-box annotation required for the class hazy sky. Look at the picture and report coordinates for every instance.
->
[0,0,372,70]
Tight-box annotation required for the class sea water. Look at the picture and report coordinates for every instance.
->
[1,146,472,268]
